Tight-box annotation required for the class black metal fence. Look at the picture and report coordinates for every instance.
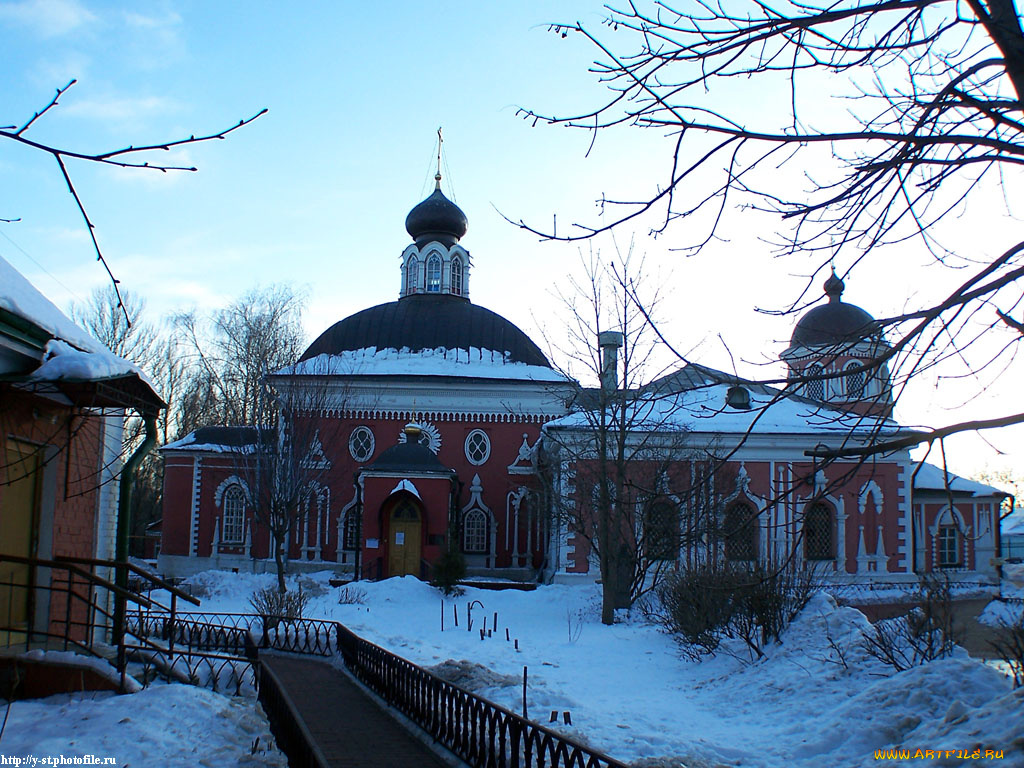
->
[336,624,629,768]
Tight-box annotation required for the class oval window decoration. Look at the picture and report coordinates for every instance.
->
[465,429,491,465]
[349,426,375,462]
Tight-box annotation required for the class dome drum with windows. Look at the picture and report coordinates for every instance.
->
[781,272,892,416]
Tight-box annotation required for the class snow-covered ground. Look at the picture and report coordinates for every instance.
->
[0,683,285,767]
[5,569,1022,767]
[195,570,1023,767]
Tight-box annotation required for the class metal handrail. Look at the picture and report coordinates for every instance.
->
[336,624,628,768]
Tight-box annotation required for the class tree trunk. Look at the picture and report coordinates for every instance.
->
[274,536,287,594]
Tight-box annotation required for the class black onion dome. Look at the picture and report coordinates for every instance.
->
[791,273,880,347]
[300,294,552,368]
[367,441,452,474]
[405,182,468,247]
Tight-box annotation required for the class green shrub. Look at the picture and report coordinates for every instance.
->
[432,548,466,596]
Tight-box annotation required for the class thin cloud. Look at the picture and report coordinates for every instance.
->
[0,0,96,37]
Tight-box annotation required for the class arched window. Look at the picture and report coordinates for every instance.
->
[450,257,463,296]
[805,364,825,401]
[222,485,245,544]
[463,509,488,553]
[937,525,960,567]
[406,258,419,295]
[844,362,865,399]
[426,254,442,293]
[645,497,679,561]
[723,502,758,561]
[804,502,835,560]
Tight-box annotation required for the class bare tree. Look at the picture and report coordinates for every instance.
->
[230,377,345,594]
[514,0,1024,457]
[542,250,709,623]
[175,284,307,430]
[2,80,264,324]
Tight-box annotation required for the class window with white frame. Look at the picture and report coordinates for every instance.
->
[465,429,490,465]
[937,525,960,567]
[406,258,419,294]
[426,254,442,292]
[450,257,463,296]
[222,485,246,544]
[349,426,375,462]
[805,364,825,401]
[463,509,488,553]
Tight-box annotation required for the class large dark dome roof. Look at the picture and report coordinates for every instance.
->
[300,294,551,368]
[791,272,881,347]
[405,181,468,247]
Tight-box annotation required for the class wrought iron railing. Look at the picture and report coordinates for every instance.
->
[336,624,629,768]
[0,553,257,694]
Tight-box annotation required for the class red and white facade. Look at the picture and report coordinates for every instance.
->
[157,187,1006,587]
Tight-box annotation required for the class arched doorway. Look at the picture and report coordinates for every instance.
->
[387,495,423,577]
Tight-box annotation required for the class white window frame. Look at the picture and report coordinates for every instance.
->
[464,429,491,465]
[222,485,246,544]
[349,426,375,462]
[426,253,442,293]
[450,257,463,296]
[463,509,488,553]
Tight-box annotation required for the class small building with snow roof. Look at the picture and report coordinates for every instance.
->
[1,255,163,646]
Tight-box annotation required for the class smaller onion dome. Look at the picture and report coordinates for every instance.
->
[405,174,468,247]
[791,272,880,347]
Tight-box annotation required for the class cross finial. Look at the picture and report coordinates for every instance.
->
[435,127,443,189]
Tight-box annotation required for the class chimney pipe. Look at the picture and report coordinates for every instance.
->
[598,331,624,391]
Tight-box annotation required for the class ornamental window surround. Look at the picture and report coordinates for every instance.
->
[723,502,758,562]
[222,485,246,544]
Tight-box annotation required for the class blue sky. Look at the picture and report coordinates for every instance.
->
[2,0,1021,476]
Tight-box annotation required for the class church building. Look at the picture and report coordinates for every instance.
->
[158,176,1006,589]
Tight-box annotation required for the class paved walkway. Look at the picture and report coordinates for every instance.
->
[259,652,452,768]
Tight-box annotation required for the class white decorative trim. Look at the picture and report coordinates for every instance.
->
[349,425,375,462]
[301,429,331,470]
[508,433,538,474]
[214,475,251,507]
[389,479,422,499]
[398,421,442,454]
[858,480,883,516]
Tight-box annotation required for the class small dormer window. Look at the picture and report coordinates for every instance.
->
[427,254,442,293]
[406,258,419,295]
[450,257,463,296]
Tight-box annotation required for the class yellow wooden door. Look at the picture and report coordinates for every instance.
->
[388,499,422,577]
[1,440,41,647]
